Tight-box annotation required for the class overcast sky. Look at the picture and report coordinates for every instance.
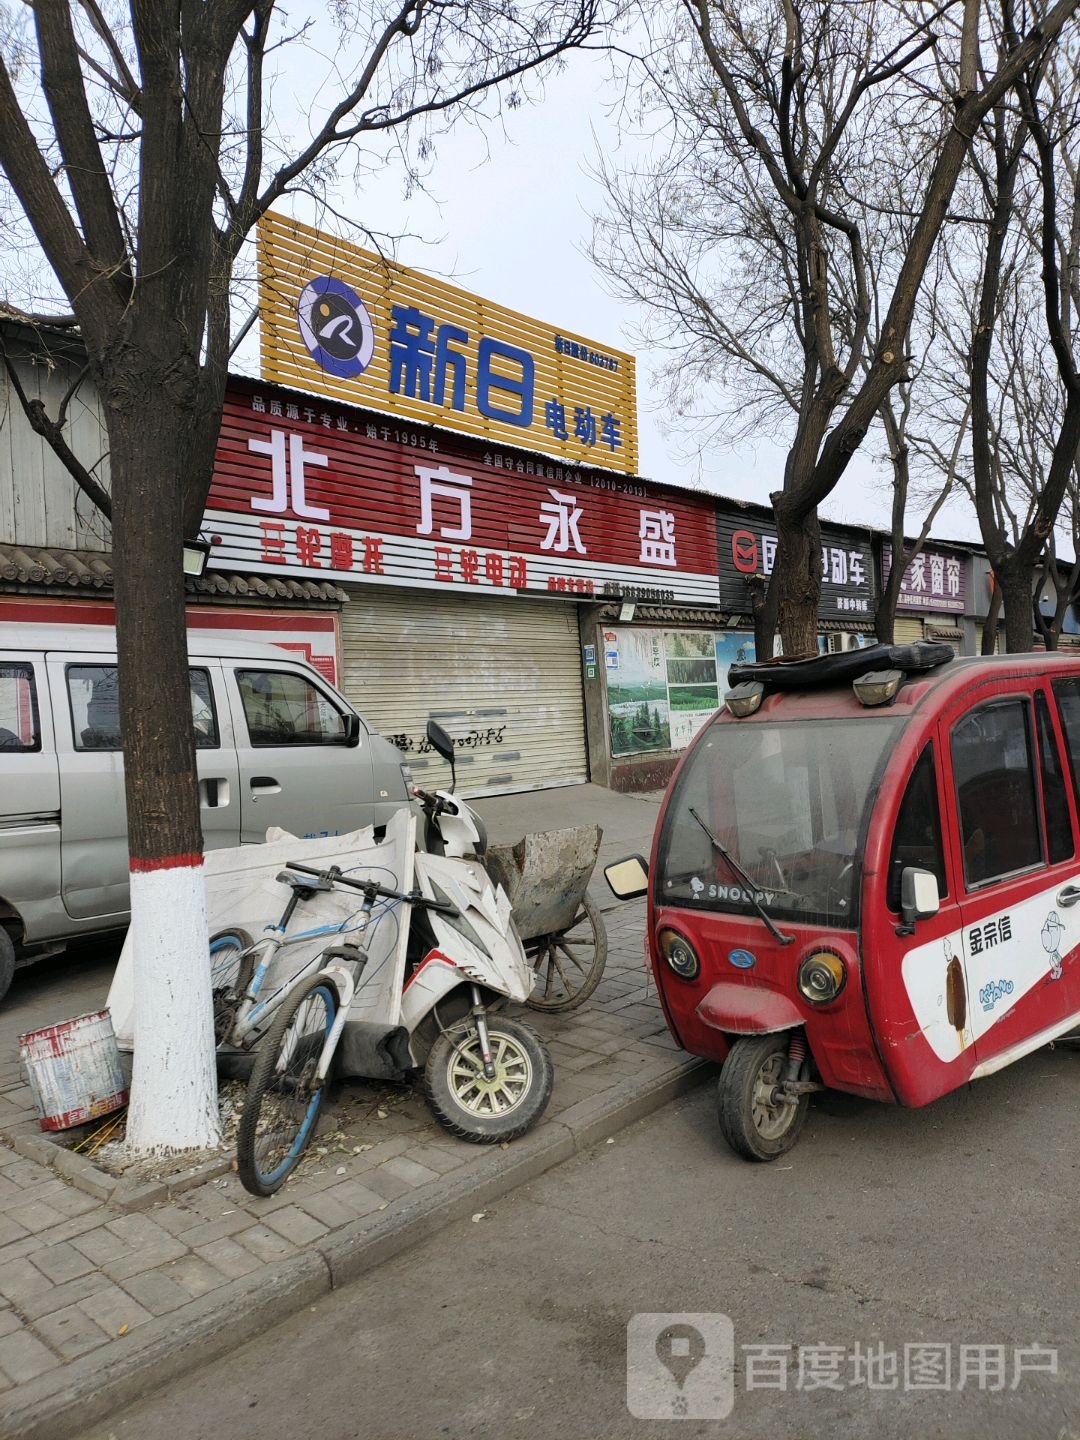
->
[235,21,983,545]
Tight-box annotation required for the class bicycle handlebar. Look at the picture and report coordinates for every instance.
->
[284,861,459,915]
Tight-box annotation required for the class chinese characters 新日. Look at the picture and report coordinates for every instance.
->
[387,305,623,456]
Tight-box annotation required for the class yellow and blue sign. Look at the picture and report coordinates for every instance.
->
[257,212,638,475]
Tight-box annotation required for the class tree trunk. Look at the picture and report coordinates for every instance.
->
[1000,569,1035,654]
[981,585,1002,654]
[106,339,219,1155]
[874,554,906,645]
[773,502,822,656]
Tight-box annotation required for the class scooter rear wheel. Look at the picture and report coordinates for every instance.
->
[424,1017,553,1142]
[717,1033,809,1162]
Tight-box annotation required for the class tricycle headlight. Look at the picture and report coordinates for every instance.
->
[798,951,847,1005]
[659,928,700,982]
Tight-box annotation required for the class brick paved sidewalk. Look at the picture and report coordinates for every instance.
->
[0,891,706,1440]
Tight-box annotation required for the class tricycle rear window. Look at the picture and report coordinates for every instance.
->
[656,716,900,926]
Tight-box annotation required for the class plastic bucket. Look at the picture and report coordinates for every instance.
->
[18,1010,128,1131]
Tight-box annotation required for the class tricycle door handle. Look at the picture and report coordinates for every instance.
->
[1056,885,1080,908]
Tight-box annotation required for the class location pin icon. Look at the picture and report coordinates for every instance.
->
[656,1323,707,1390]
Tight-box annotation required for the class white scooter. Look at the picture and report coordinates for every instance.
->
[399,719,554,1141]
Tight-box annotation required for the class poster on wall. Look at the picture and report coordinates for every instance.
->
[715,632,756,692]
[606,629,671,756]
[665,632,721,749]
[607,628,757,757]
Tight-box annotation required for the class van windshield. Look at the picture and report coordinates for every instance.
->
[656,716,901,927]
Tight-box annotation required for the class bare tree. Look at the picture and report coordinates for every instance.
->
[592,0,1080,655]
[0,1,601,1154]
[982,25,1080,649]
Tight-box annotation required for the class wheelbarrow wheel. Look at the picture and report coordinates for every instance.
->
[524,893,608,1012]
[717,1034,809,1162]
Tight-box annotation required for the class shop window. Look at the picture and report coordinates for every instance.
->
[887,745,947,912]
[1036,690,1073,863]
[953,699,1042,888]
[0,663,41,752]
[236,669,348,746]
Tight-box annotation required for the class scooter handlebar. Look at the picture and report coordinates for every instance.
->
[283,861,459,915]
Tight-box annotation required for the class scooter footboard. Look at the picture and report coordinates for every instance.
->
[336,1021,413,1081]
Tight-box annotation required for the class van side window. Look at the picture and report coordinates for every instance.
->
[1036,690,1073,864]
[887,746,947,912]
[0,663,41,752]
[189,669,220,750]
[69,666,221,750]
[953,699,1042,888]
[236,669,348,747]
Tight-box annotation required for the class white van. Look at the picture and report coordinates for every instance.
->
[0,624,413,1000]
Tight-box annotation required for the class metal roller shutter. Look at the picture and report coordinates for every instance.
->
[893,617,925,646]
[341,586,587,797]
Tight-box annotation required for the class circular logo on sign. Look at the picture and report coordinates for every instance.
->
[728,949,757,970]
[297,276,375,379]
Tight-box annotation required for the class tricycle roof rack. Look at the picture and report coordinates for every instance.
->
[726,641,955,692]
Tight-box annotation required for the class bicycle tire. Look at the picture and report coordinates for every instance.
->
[236,971,338,1197]
[210,929,255,1046]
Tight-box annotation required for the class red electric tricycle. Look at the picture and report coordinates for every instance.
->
[606,643,1080,1160]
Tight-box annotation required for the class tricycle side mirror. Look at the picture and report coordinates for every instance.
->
[604,854,649,901]
[900,867,940,931]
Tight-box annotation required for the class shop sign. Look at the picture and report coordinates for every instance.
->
[204,384,719,606]
[607,628,756,756]
[257,212,638,475]
[716,512,874,621]
[882,544,967,614]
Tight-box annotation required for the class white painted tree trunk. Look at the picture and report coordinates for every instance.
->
[125,860,222,1154]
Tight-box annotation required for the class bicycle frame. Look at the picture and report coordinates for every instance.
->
[224,903,377,1078]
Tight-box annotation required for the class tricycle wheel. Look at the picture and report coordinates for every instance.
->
[717,1034,808,1162]
[424,1017,553,1142]
[523,893,607,1012]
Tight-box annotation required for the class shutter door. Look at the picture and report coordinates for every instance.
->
[341,587,587,797]
[893,617,924,646]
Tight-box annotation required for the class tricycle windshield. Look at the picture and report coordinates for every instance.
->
[656,715,901,926]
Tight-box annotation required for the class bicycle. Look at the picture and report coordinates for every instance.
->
[210,861,456,1197]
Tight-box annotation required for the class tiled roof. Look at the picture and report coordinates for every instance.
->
[0,544,347,604]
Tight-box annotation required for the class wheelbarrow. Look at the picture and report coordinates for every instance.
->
[484,824,608,1013]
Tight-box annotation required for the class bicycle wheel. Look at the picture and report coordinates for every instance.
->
[236,972,338,1197]
[524,893,608,1012]
[210,929,255,1045]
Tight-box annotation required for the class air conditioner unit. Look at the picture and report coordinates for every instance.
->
[827,633,845,653]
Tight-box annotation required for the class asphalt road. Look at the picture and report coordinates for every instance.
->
[78,1044,1080,1440]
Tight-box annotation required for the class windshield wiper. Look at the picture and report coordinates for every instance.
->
[688,807,795,946]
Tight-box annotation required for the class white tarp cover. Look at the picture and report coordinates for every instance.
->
[108,808,416,1049]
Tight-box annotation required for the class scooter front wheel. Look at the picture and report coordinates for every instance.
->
[424,1017,553,1143]
[717,1033,809,1162]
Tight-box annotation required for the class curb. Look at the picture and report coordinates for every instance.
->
[0,1056,710,1440]
[2,1122,233,1212]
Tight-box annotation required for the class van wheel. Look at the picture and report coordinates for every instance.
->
[0,928,14,1005]
[717,1034,809,1162]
